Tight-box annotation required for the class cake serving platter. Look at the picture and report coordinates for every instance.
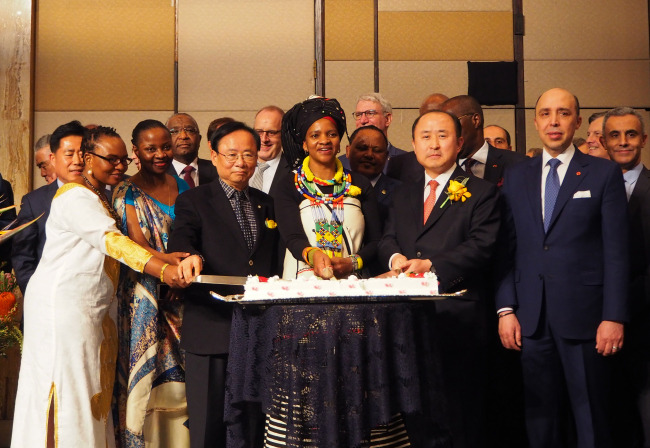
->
[208,290,463,305]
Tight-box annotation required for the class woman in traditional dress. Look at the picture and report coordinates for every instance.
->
[11,126,186,448]
[112,120,190,447]
[275,97,382,280]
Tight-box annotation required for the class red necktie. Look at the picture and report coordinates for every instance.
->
[423,179,439,224]
[181,165,196,188]
[464,158,476,174]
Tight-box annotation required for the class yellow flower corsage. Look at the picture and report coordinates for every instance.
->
[348,185,362,197]
[265,218,278,229]
[440,178,471,208]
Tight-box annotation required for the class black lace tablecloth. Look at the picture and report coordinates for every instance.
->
[225,301,450,448]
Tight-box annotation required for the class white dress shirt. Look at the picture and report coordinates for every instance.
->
[171,158,199,186]
[459,141,489,178]
[623,162,643,201]
[255,152,282,194]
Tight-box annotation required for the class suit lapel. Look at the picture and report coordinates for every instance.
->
[524,157,544,234]
[629,166,650,217]
[483,145,502,183]
[421,166,465,234]
[209,181,250,252]
[546,151,588,233]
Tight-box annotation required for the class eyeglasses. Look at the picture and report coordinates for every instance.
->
[169,126,199,136]
[456,113,474,120]
[87,152,133,166]
[352,110,382,120]
[217,151,257,164]
[255,129,281,137]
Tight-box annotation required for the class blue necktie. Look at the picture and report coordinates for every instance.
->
[544,158,561,232]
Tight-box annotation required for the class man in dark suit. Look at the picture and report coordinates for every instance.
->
[12,120,86,293]
[497,88,629,448]
[378,110,500,448]
[442,95,525,185]
[251,106,291,198]
[166,113,218,187]
[602,106,650,446]
[169,121,280,447]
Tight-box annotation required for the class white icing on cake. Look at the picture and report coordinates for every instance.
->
[243,273,439,300]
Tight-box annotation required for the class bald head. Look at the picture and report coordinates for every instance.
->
[442,95,485,159]
[419,93,449,115]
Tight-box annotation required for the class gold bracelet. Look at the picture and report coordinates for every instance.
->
[160,263,170,282]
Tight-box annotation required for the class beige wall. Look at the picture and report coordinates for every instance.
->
[20,0,650,193]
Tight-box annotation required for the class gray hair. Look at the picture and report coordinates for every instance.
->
[357,92,392,115]
[34,134,51,152]
[602,107,646,136]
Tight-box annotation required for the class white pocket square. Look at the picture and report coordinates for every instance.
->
[573,190,591,199]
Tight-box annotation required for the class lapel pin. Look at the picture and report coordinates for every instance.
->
[257,205,261,208]
[576,171,581,176]
[381,189,387,195]
[492,164,498,168]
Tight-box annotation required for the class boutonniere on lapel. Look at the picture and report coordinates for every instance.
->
[265,218,278,229]
[440,177,471,208]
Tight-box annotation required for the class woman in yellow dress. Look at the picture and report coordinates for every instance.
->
[11,125,187,448]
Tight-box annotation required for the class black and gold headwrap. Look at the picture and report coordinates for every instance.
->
[281,97,348,170]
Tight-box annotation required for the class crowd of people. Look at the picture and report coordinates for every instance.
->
[1,86,648,448]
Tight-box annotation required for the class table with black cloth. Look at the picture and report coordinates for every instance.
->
[225,300,451,448]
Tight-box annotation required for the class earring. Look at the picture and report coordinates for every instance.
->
[87,169,93,176]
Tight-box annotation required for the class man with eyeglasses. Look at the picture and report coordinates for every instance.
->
[339,93,406,175]
[251,105,290,197]
[166,112,218,188]
[12,120,86,294]
[170,121,280,447]
[442,95,525,186]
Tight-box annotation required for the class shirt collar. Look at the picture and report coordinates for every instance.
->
[542,144,575,167]
[424,162,457,189]
[172,157,199,172]
[624,162,643,184]
[459,141,489,166]
[219,177,250,200]
[261,152,282,168]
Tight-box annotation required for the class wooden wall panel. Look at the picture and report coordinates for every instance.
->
[178,0,314,111]
[524,60,650,108]
[524,0,649,60]
[379,0,512,11]
[325,61,374,134]
[35,0,174,111]
[378,12,513,61]
[325,0,374,61]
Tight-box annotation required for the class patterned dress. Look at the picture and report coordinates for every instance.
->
[12,183,153,448]
[112,178,189,448]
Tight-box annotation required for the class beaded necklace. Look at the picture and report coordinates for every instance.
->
[83,175,121,223]
[294,156,353,258]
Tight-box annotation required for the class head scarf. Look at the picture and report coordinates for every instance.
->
[281,97,348,170]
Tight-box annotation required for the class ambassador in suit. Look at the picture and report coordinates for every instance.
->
[378,110,500,448]
[170,121,280,448]
[12,120,86,293]
[496,88,629,448]
[166,113,218,187]
[251,106,291,198]
[602,107,650,446]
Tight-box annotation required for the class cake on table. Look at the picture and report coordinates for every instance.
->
[243,272,439,301]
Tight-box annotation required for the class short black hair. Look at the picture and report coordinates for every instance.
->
[50,120,86,153]
[131,119,169,146]
[485,124,511,146]
[348,125,388,147]
[82,126,122,155]
[411,110,462,140]
[210,121,261,153]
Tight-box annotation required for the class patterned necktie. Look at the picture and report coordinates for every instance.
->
[250,161,269,191]
[236,190,254,250]
[181,165,196,188]
[464,158,476,174]
[543,158,561,232]
[423,179,439,224]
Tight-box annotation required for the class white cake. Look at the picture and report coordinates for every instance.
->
[243,273,439,301]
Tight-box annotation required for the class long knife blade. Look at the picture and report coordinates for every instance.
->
[194,275,248,285]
